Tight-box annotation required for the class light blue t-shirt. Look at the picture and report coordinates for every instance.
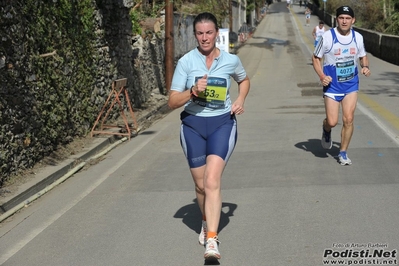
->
[171,48,247,117]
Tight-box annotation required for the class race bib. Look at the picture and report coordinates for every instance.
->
[336,60,355,82]
[192,76,228,109]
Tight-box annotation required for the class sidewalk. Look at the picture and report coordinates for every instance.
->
[0,94,169,220]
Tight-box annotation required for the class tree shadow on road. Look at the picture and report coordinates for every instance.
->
[375,71,399,84]
[294,138,340,159]
[173,199,238,235]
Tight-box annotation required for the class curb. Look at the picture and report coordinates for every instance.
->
[0,101,170,221]
[0,136,117,214]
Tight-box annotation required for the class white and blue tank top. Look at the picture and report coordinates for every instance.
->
[314,28,367,94]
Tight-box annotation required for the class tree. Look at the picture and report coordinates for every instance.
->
[325,0,399,35]
[383,0,399,34]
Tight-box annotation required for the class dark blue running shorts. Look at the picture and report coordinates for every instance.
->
[180,111,237,168]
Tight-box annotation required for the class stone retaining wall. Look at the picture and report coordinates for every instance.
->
[0,0,178,182]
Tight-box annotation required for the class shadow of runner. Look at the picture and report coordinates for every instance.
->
[204,257,220,265]
[174,199,238,234]
[174,199,237,265]
[294,138,340,159]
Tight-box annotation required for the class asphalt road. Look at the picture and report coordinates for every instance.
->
[1,2,398,266]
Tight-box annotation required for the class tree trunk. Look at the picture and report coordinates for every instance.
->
[383,0,387,19]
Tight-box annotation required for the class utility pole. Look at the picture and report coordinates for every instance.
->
[229,0,232,32]
[165,0,174,93]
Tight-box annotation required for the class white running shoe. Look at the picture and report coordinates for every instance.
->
[321,127,333,149]
[199,220,207,246]
[338,152,352,165]
[204,236,221,260]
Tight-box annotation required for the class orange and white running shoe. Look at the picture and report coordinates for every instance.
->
[204,236,221,260]
[199,220,207,246]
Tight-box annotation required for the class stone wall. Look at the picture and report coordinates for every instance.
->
[0,0,168,182]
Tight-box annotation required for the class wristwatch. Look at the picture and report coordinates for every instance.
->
[190,85,198,97]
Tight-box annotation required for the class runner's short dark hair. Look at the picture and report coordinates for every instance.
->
[193,12,219,33]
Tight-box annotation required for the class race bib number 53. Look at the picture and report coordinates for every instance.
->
[192,76,227,109]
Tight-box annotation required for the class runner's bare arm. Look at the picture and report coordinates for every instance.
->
[231,76,250,115]
[168,75,208,109]
[359,56,371,77]
[312,55,332,86]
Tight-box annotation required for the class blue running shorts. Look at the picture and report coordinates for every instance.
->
[324,91,358,102]
[180,111,237,168]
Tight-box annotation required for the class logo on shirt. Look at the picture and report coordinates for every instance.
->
[334,49,341,55]
[342,48,349,54]
[334,48,341,55]
[350,48,356,54]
